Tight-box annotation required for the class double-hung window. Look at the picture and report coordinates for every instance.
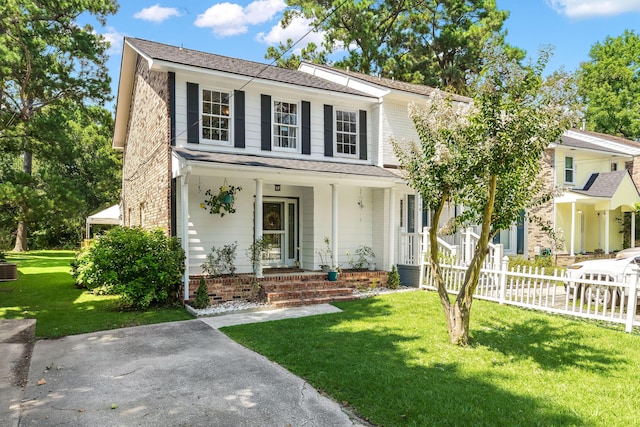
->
[335,109,358,157]
[273,100,298,150]
[564,156,574,184]
[201,89,231,144]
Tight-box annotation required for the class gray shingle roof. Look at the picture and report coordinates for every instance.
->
[173,147,399,179]
[126,38,374,98]
[300,61,471,103]
[572,170,629,197]
[560,134,630,155]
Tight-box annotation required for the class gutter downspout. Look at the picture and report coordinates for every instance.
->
[181,165,192,300]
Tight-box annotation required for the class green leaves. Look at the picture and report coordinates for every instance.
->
[275,0,521,94]
[579,30,640,140]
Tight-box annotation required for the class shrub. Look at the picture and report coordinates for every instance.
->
[508,255,554,270]
[387,265,401,289]
[350,245,375,270]
[192,277,210,309]
[72,227,185,310]
[202,242,238,276]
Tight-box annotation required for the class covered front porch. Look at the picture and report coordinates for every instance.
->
[555,170,640,255]
[172,148,400,299]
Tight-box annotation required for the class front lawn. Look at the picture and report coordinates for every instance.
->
[0,251,192,338]
[223,291,640,427]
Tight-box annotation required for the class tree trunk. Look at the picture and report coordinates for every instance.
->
[447,175,498,346]
[13,150,33,252]
[13,220,27,252]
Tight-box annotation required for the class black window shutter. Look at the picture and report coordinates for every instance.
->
[169,72,176,146]
[261,94,272,151]
[302,101,311,155]
[234,90,245,148]
[186,82,199,144]
[359,110,367,160]
[324,104,333,157]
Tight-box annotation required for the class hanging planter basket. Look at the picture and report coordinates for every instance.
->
[203,180,242,217]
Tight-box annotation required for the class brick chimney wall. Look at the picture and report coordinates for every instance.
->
[121,56,171,233]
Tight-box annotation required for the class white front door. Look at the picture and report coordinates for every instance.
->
[262,199,298,267]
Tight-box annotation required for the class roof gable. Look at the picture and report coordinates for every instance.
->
[573,170,632,198]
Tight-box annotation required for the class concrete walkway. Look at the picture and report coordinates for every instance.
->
[4,304,366,427]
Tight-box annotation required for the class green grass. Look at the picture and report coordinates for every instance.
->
[223,291,640,427]
[1,250,192,338]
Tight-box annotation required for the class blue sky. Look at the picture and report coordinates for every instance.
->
[79,0,640,109]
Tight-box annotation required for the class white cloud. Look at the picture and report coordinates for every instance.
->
[257,16,324,49]
[547,0,640,18]
[195,0,286,37]
[102,27,125,55]
[134,4,182,23]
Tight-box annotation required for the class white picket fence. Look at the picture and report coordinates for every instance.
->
[420,235,640,333]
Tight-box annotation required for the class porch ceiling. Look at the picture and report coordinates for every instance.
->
[173,147,401,187]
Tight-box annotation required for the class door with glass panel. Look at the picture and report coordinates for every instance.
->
[262,199,298,267]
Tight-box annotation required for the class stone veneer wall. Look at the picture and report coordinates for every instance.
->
[527,149,556,259]
[121,56,171,233]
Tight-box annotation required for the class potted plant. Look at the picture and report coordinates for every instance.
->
[327,265,339,281]
[351,245,376,271]
[315,237,333,273]
[203,183,242,217]
[0,251,17,281]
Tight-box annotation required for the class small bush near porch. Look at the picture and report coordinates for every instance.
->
[223,290,640,426]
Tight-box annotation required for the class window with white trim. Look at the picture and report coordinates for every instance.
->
[611,162,618,172]
[201,89,231,144]
[335,109,358,156]
[564,156,574,184]
[273,100,298,150]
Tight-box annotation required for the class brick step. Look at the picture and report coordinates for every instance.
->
[262,281,356,293]
[270,294,360,308]
[267,288,354,303]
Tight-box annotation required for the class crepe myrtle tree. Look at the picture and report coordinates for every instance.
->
[393,44,581,346]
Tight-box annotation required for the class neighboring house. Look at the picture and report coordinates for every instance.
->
[527,129,640,259]
[113,37,464,295]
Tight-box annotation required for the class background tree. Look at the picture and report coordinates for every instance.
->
[0,0,118,251]
[0,103,121,249]
[270,0,523,94]
[578,30,640,140]
[393,44,581,345]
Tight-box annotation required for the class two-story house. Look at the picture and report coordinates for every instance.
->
[113,38,461,298]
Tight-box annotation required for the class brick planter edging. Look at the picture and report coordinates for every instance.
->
[185,270,389,305]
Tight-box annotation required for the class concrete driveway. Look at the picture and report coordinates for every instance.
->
[14,305,366,426]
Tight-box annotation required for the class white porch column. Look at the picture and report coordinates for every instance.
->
[181,166,192,300]
[605,210,610,254]
[570,202,576,256]
[255,179,264,278]
[389,187,396,270]
[331,184,339,267]
[632,211,636,248]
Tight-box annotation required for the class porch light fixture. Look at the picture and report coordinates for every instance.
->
[275,184,281,191]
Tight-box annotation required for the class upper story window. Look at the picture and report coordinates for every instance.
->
[611,161,618,172]
[201,89,231,144]
[335,109,358,157]
[564,156,574,184]
[273,100,299,151]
